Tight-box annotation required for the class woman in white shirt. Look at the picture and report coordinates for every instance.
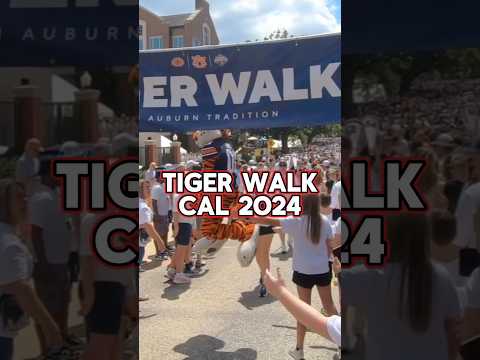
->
[143,162,157,183]
[0,179,61,360]
[248,194,337,360]
[139,180,165,266]
[340,213,461,360]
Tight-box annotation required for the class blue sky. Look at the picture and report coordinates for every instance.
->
[140,0,340,44]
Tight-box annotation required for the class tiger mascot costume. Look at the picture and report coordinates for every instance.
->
[191,129,259,266]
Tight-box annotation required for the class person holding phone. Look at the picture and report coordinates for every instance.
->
[262,265,341,347]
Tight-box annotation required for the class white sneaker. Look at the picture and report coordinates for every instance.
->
[165,267,176,280]
[173,273,192,285]
[288,348,305,360]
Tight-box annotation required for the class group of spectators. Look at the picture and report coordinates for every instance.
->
[342,74,480,360]
[138,135,343,359]
[0,134,139,360]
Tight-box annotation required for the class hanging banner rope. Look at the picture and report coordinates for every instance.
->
[140,34,341,132]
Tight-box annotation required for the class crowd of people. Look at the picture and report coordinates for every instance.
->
[342,74,480,360]
[0,134,139,360]
[138,131,343,359]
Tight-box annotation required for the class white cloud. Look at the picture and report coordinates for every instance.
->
[214,0,340,43]
[141,0,340,44]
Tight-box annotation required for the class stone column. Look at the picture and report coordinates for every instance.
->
[144,139,157,167]
[74,89,100,143]
[13,85,42,153]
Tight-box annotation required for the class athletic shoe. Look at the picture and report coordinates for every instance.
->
[153,252,168,261]
[65,334,84,347]
[165,267,176,280]
[185,262,194,272]
[259,277,267,297]
[288,348,305,360]
[173,273,192,285]
[280,244,288,254]
[259,284,267,297]
[187,266,208,276]
[206,240,227,253]
[195,259,207,268]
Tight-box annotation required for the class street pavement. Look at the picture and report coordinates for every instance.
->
[140,234,340,360]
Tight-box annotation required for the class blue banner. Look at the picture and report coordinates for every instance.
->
[0,0,137,66]
[140,34,340,132]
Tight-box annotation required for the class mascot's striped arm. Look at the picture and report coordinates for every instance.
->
[199,143,255,242]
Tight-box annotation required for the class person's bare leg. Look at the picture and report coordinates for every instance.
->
[255,234,273,275]
[279,231,287,252]
[296,286,312,350]
[82,334,116,360]
[317,285,338,316]
[174,245,189,273]
[186,238,193,264]
[153,234,166,256]
[110,317,126,360]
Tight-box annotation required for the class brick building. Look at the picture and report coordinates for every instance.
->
[139,1,220,165]
[139,0,219,50]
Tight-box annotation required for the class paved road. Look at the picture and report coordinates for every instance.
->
[140,235,340,360]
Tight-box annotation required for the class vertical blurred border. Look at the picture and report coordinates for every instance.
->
[0,1,139,359]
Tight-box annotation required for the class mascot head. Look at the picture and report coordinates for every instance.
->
[192,130,223,147]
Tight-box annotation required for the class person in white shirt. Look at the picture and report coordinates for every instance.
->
[248,194,337,360]
[165,191,196,285]
[144,162,156,183]
[330,176,341,221]
[151,176,171,260]
[79,211,137,360]
[341,213,461,360]
[0,179,62,360]
[139,180,166,267]
[455,182,480,264]
[15,138,42,197]
[28,159,72,354]
[262,267,341,347]
[459,267,480,355]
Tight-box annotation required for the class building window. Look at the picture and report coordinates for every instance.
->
[172,35,184,48]
[139,20,147,50]
[202,23,211,45]
[149,36,164,49]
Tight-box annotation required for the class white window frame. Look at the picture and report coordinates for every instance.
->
[202,23,211,45]
[149,36,164,49]
[172,35,184,48]
[139,20,147,50]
